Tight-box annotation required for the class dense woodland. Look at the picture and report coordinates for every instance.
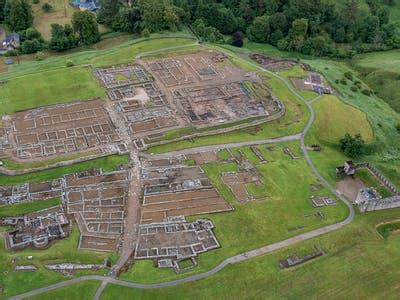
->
[0,0,399,57]
[97,0,400,58]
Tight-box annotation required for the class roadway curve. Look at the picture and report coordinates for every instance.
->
[9,45,355,300]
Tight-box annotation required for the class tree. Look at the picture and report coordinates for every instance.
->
[4,0,33,32]
[247,15,269,43]
[163,5,179,32]
[21,38,43,54]
[97,0,122,26]
[286,18,308,52]
[138,0,165,32]
[231,31,244,47]
[0,0,6,22]
[339,133,366,158]
[49,23,77,51]
[112,6,142,34]
[72,10,100,45]
[41,2,52,12]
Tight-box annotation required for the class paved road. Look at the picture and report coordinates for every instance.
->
[142,133,302,159]
[9,45,355,300]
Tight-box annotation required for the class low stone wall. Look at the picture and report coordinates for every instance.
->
[359,195,400,212]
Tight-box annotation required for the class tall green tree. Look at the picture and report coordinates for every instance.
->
[72,11,100,45]
[4,0,33,32]
[0,0,6,22]
[97,0,122,26]
[49,23,77,51]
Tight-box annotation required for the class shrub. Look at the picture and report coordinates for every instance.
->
[66,60,74,67]
[142,28,150,38]
[35,51,45,61]
[339,133,366,158]
[33,0,39,4]
[350,85,358,92]
[340,78,347,85]
[344,71,353,81]
[335,79,339,84]
[396,123,400,133]
[4,50,18,57]
[42,3,53,12]
[362,89,372,96]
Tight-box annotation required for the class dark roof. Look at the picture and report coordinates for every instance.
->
[4,33,20,43]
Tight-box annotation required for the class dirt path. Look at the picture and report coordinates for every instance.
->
[104,102,141,276]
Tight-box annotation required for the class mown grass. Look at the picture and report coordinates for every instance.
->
[0,154,129,185]
[0,198,61,218]
[102,209,400,300]
[121,141,348,283]
[27,280,101,300]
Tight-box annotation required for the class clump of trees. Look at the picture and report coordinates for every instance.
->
[339,133,367,158]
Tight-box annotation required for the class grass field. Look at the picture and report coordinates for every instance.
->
[28,280,101,300]
[0,154,129,185]
[0,198,61,218]
[102,209,400,300]
[0,66,105,116]
[121,141,348,283]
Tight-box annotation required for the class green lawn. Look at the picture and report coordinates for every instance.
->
[0,198,61,218]
[28,280,101,300]
[312,94,373,143]
[121,141,348,284]
[0,67,105,116]
[0,154,129,185]
[102,209,400,300]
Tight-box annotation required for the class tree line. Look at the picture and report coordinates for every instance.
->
[1,0,399,57]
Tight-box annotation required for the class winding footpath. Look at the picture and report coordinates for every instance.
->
[9,45,355,300]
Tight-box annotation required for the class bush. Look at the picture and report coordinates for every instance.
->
[340,78,347,85]
[231,31,244,47]
[335,79,339,84]
[32,0,39,4]
[35,51,45,61]
[344,71,354,81]
[4,50,18,57]
[339,133,366,158]
[21,39,44,54]
[142,28,150,38]
[396,123,400,133]
[66,60,74,67]
[42,3,53,12]
[362,89,372,96]
[350,85,358,92]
